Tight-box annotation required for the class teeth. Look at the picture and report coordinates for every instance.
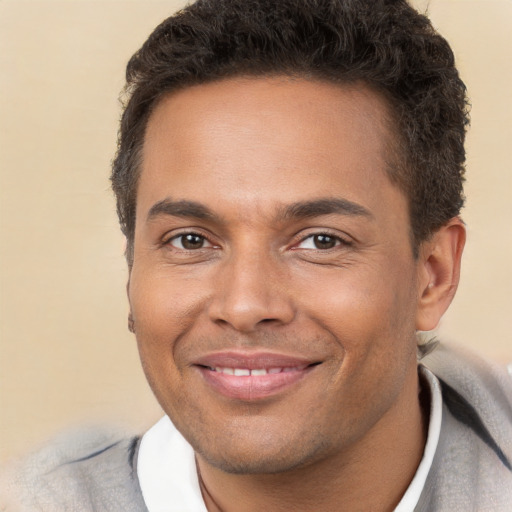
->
[215,367,234,375]
[211,366,306,376]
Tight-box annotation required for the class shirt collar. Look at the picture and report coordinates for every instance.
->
[393,365,443,511]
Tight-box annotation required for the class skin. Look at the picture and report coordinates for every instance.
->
[128,77,465,511]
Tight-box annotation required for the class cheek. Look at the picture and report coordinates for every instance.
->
[128,265,211,388]
[298,262,418,427]
[305,262,413,321]
[128,268,206,418]
[295,257,418,365]
[130,265,208,334]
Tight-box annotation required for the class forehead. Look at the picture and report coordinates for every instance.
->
[138,77,405,223]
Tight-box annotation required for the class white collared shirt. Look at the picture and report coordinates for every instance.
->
[137,366,442,512]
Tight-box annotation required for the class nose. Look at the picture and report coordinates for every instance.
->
[208,248,296,332]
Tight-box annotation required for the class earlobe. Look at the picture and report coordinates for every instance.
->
[415,217,466,331]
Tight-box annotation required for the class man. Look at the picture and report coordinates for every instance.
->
[2,0,511,510]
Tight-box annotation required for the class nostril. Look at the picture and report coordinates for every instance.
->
[260,318,278,324]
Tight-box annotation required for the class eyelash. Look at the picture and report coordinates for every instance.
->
[164,231,215,251]
[293,232,352,251]
[163,230,351,252]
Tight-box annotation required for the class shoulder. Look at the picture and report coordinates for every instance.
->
[0,426,148,512]
[422,342,512,442]
[418,343,512,511]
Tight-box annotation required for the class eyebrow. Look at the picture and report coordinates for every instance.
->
[277,198,373,220]
[146,197,372,224]
[147,199,218,222]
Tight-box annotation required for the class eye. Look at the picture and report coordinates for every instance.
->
[168,233,213,250]
[297,233,344,250]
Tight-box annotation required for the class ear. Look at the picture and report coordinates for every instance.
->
[126,277,135,333]
[415,217,466,331]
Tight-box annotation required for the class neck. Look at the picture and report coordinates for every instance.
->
[197,365,427,512]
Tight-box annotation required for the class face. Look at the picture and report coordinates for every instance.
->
[129,77,423,474]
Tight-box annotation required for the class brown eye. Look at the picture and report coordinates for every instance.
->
[313,234,337,249]
[296,233,343,250]
[170,233,209,250]
[297,233,344,251]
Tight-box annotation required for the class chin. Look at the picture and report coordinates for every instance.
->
[194,433,331,475]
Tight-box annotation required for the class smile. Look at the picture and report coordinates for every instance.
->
[207,365,309,376]
[194,352,320,401]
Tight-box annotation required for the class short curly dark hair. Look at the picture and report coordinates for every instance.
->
[112,0,469,264]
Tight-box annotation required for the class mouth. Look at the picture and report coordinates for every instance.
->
[193,352,321,401]
[205,364,310,376]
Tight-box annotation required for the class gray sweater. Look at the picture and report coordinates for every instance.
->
[2,344,511,511]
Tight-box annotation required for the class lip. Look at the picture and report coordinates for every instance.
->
[193,351,321,401]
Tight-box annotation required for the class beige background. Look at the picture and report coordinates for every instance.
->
[0,0,511,461]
